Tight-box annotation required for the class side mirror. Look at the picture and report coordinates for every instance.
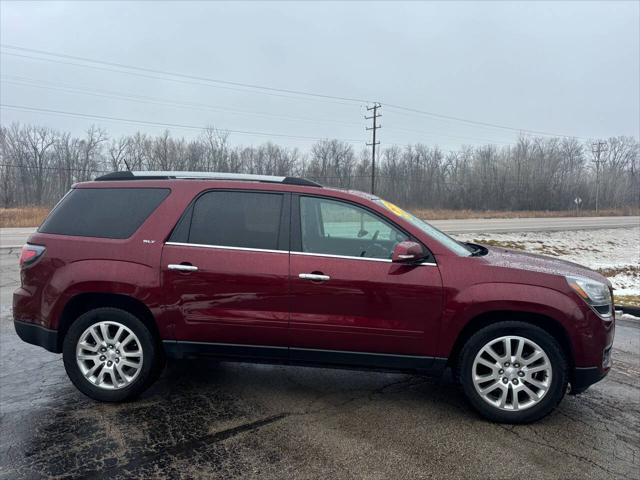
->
[391,241,425,263]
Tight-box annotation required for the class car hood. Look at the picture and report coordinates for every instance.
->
[480,245,611,286]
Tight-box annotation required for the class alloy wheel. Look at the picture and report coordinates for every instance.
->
[472,335,552,411]
[75,321,144,390]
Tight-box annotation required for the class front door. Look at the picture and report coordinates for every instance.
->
[288,195,443,368]
[161,189,290,359]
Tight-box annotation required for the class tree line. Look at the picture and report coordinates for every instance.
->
[1,123,638,211]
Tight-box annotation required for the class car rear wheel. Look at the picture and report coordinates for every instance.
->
[458,321,568,423]
[63,307,160,402]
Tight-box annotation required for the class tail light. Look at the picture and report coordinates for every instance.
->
[19,244,46,268]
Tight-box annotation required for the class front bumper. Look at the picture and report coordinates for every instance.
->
[570,342,613,395]
[570,366,609,394]
[13,319,60,353]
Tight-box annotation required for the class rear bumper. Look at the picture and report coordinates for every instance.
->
[13,319,60,353]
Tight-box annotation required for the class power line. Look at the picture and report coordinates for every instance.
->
[1,76,363,128]
[1,44,372,104]
[0,103,366,143]
[1,51,363,108]
[0,163,110,174]
[383,124,515,146]
[2,76,520,147]
[385,104,586,140]
[0,164,593,187]
[1,44,589,140]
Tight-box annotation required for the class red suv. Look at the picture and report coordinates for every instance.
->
[13,171,615,423]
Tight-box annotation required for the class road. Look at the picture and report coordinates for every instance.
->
[0,248,638,479]
[1,216,638,248]
[431,215,639,234]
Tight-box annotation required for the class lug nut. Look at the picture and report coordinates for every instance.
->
[514,363,520,368]
[512,379,519,385]
[504,362,510,367]
[518,371,525,377]
[107,361,113,366]
[109,345,113,349]
[100,355,106,361]
[498,369,504,374]
[116,350,120,355]
[100,347,106,352]
[502,378,508,384]
[115,358,120,363]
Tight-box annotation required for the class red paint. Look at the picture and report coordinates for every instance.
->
[14,179,614,381]
[391,241,425,263]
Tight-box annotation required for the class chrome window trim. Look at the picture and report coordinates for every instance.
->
[165,241,286,254]
[164,242,437,265]
[291,250,437,266]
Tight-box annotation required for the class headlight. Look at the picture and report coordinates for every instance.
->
[566,276,613,319]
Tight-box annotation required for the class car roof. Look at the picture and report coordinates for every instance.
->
[85,171,380,204]
[95,170,322,187]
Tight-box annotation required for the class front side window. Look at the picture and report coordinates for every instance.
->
[375,199,472,257]
[186,191,283,250]
[300,196,408,259]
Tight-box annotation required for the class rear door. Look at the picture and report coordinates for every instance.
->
[288,194,443,368]
[161,189,291,359]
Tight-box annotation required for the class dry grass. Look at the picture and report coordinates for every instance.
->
[470,239,528,251]
[0,207,50,228]
[412,207,640,220]
[616,295,640,308]
[0,206,638,228]
[597,266,640,278]
[470,238,572,256]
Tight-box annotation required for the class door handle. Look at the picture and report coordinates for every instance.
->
[299,273,330,282]
[168,263,198,272]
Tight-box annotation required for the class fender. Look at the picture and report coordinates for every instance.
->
[44,259,161,330]
[436,282,584,360]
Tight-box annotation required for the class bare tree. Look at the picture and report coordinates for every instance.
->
[1,122,637,212]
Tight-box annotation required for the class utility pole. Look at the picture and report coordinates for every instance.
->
[591,141,607,213]
[366,103,382,194]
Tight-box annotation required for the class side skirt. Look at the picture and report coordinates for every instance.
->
[163,340,448,375]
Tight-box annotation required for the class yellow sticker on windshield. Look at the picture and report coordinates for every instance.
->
[380,200,411,219]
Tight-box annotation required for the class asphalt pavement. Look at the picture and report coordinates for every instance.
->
[0,248,639,479]
[1,216,638,248]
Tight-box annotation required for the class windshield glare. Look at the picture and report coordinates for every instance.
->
[375,199,472,257]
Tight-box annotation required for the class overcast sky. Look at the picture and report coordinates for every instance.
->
[1,1,638,151]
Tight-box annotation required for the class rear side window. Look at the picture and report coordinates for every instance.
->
[39,188,170,239]
[183,191,283,250]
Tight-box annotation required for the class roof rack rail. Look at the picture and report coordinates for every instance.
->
[95,171,322,187]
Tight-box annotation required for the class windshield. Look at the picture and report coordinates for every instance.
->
[375,199,472,257]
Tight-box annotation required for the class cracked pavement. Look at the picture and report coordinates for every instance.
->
[0,248,639,479]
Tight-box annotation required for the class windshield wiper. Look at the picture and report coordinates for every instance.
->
[466,242,487,257]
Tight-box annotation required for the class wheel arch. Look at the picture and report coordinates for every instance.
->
[447,310,574,372]
[57,292,160,351]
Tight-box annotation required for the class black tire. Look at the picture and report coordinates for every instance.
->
[457,321,568,424]
[63,307,161,402]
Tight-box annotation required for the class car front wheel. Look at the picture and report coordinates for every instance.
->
[63,307,159,402]
[458,321,568,423]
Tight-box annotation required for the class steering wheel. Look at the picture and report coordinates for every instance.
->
[363,241,389,259]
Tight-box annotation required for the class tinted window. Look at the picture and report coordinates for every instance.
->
[39,188,170,239]
[188,191,283,250]
[300,196,408,259]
